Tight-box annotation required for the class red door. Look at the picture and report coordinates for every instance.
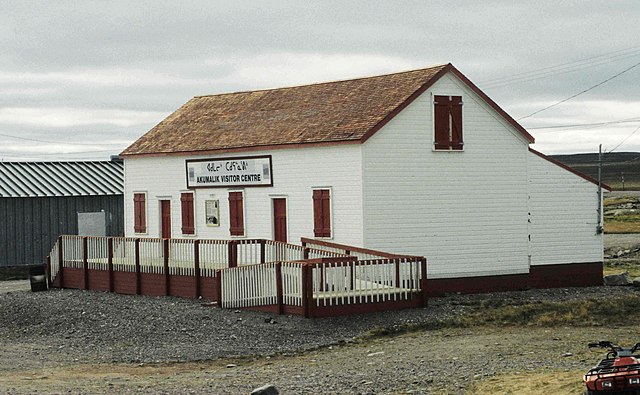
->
[160,200,171,239]
[273,198,287,242]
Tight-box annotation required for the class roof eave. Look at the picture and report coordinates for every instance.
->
[529,148,612,191]
[119,138,363,159]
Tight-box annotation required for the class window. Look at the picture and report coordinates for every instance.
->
[133,193,147,233]
[180,192,195,235]
[228,191,244,236]
[434,95,463,150]
[313,189,331,238]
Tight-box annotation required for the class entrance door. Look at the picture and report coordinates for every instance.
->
[160,200,171,239]
[273,198,287,242]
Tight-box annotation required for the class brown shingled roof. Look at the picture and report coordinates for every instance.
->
[121,63,533,157]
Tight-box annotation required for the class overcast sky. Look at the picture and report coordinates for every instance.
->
[1,0,639,161]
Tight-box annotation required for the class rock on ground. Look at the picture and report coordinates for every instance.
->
[603,272,633,286]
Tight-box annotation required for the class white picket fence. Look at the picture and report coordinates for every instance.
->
[282,262,303,307]
[113,237,136,272]
[217,257,423,310]
[311,258,422,306]
[220,262,278,308]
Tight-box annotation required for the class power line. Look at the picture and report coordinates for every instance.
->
[526,117,640,130]
[607,124,640,153]
[0,132,126,146]
[480,45,640,89]
[0,149,121,158]
[517,60,640,121]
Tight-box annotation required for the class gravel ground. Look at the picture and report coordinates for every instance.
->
[2,232,638,393]
[605,233,640,252]
[1,285,638,394]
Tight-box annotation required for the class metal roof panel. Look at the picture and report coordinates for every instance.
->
[0,161,123,198]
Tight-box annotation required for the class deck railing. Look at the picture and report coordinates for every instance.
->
[310,258,422,306]
[46,235,427,318]
[112,237,136,272]
[220,262,279,308]
[301,237,420,261]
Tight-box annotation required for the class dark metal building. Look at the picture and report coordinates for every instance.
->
[0,160,124,267]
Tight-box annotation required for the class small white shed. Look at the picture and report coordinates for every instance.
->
[120,63,608,295]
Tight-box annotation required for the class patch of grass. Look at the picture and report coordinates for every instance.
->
[604,196,640,207]
[603,195,640,233]
[605,220,640,233]
[461,295,640,327]
[365,294,640,339]
[467,369,584,395]
[604,262,640,278]
[606,182,640,191]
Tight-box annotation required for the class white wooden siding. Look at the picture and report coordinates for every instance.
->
[527,152,603,265]
[362,73,531,279]
[123,145,364,246]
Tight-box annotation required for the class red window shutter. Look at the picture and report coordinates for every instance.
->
[450,96,463,150]
[228,192,244,236]
[181,193,195,235]
[313,190,322,237]
[133,193,146,233]
[321,190,331,237]
[433,95,450,150]
[313,189,331,237]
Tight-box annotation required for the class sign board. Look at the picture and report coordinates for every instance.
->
[78,211,107,236]
[186,156,273,188]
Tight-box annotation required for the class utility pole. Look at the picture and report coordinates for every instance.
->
[597,144,603,234]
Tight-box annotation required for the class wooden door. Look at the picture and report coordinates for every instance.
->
[273,198,287,242]
[160,200,171,239]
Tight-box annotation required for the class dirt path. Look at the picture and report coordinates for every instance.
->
[2,325,637,394]
[0,280,29,294]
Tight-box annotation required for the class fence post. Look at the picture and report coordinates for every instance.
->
[420,258,428,307]
[214,270,222,306]
[107,238,114,293]
[395,259,400,288]
[276,262,283,315]
[82,237,89,290]
[163,239,170,296]
[260,239,266,264]
[302,263,315,318]
[228,241,238,268]
[303,247,310,260]
[350,261,355,291]
[134,239,141,295]
[301,263,309,318]
[57,236,64,288]
[46,255,52,289]
[194,240,201,299]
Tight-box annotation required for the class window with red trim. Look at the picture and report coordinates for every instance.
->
[180,192,195,235]
[133,193,147,233]
[228,191,244,236]
[434,95,463,150]
[313,189,331,238]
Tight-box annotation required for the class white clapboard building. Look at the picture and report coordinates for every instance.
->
[120,64,608,295]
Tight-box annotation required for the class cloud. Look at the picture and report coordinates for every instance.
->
[0,107,166,128]
[0,69,204,88]
[206,52,421,90]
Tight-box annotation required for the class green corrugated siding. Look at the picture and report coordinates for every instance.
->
[0,195,124,267]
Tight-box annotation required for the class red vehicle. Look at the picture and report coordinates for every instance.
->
[584,341,640,394]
